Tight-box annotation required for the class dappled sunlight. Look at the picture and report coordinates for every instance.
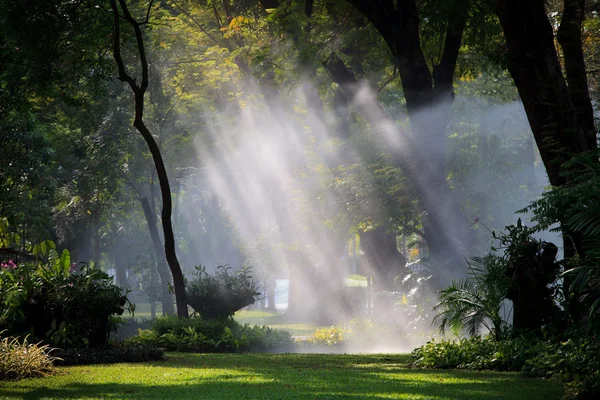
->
[0,354,562,400]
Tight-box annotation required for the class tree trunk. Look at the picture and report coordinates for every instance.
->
[324,53,469,282]
[557,0,596,151]
[359,226,406,291]
[495,0,596,322]
[495,0,589,187]
[111,0,188,317]
[141,197,175,316]
[343,0,474,277]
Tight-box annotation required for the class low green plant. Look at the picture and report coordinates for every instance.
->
[0,331,58,380]
[412,334,600,399]
[125,316,294,353]
[524,337,600,400]
[186,265,261,320]
[305,325,347,346]
[411,335,549,371]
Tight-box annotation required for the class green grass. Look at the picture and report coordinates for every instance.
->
[128,306,323,336]
[234,310,325,336]
[0,353,563,400]
[130,302,162,321]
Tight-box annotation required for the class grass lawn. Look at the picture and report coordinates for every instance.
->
[128,306,323,337]
[0,353,563,400]
[234,310,325,336]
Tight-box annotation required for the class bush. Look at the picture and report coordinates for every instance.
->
[0,332,58,380]
[0,249,131,347]
[53,343,164,366]
[524,337,600,400]
[186,265,260,320]
[125,316,294,353]
[305,326,347,346]
[412,335,600,400]
[302,318,420,350]
[411,335,549,371]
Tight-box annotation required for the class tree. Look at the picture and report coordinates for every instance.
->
[110,0,188,318]
[494,1,598,317]
[337,0,476,274]
[495,0,594,188]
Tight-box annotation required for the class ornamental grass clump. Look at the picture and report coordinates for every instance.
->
[0,332,58,380]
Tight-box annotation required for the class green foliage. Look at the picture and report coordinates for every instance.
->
[434,254,510,340]
[125,316,294,353]
[0,247,132,347]
[524,337,600,400]
[305,325,347,346]
[0,331,58,381]
[523,150,600,331]
[302,318,412,349]
[412,336,549,371]
[413,334,600,400]
[186,265,261,320]
[53,343,164,366]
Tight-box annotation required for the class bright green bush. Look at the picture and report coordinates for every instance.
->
[305,326,347,346]
[0,332,57,380]
[303,318,413,349]
[411,336,549,371]
[125,316,294,353]
[0,248,131,347]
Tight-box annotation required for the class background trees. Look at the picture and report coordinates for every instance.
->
[0,0,597,328]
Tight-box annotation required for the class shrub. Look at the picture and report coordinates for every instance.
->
[186,265,260,320]
[305,326,347,346]
[125,316,294,353]
[412,334,600,399]
[411,335,549,371]
[524,337,600,400]
[0,332,58,380]
[0,249,131,347]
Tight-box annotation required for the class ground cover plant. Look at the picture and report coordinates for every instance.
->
[125,315,295,353]
[0,353,564,400]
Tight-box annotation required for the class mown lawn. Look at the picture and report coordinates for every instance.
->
[234,310,325,336]
[0,353,563,399]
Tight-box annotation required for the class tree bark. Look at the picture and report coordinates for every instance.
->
[557,0,597,150]
[495,0,589,187]
[111,0,188,317]
[141,197,175,316]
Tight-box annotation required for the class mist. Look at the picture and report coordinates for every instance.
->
[152,72,559,352]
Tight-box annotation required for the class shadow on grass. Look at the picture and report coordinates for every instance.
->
[0,354,563,400]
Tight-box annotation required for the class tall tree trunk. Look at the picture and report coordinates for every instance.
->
[324,53,467,282]
[141,197,175,316]
[495,0,596,322]
[495,0,589,187]
[345,0,474,276]
[111,0,188,317]
[557,0,597,150]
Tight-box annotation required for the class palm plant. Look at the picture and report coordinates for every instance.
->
[433,254,511,341]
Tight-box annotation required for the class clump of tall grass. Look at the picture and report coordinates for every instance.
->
[0,331,58,380]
